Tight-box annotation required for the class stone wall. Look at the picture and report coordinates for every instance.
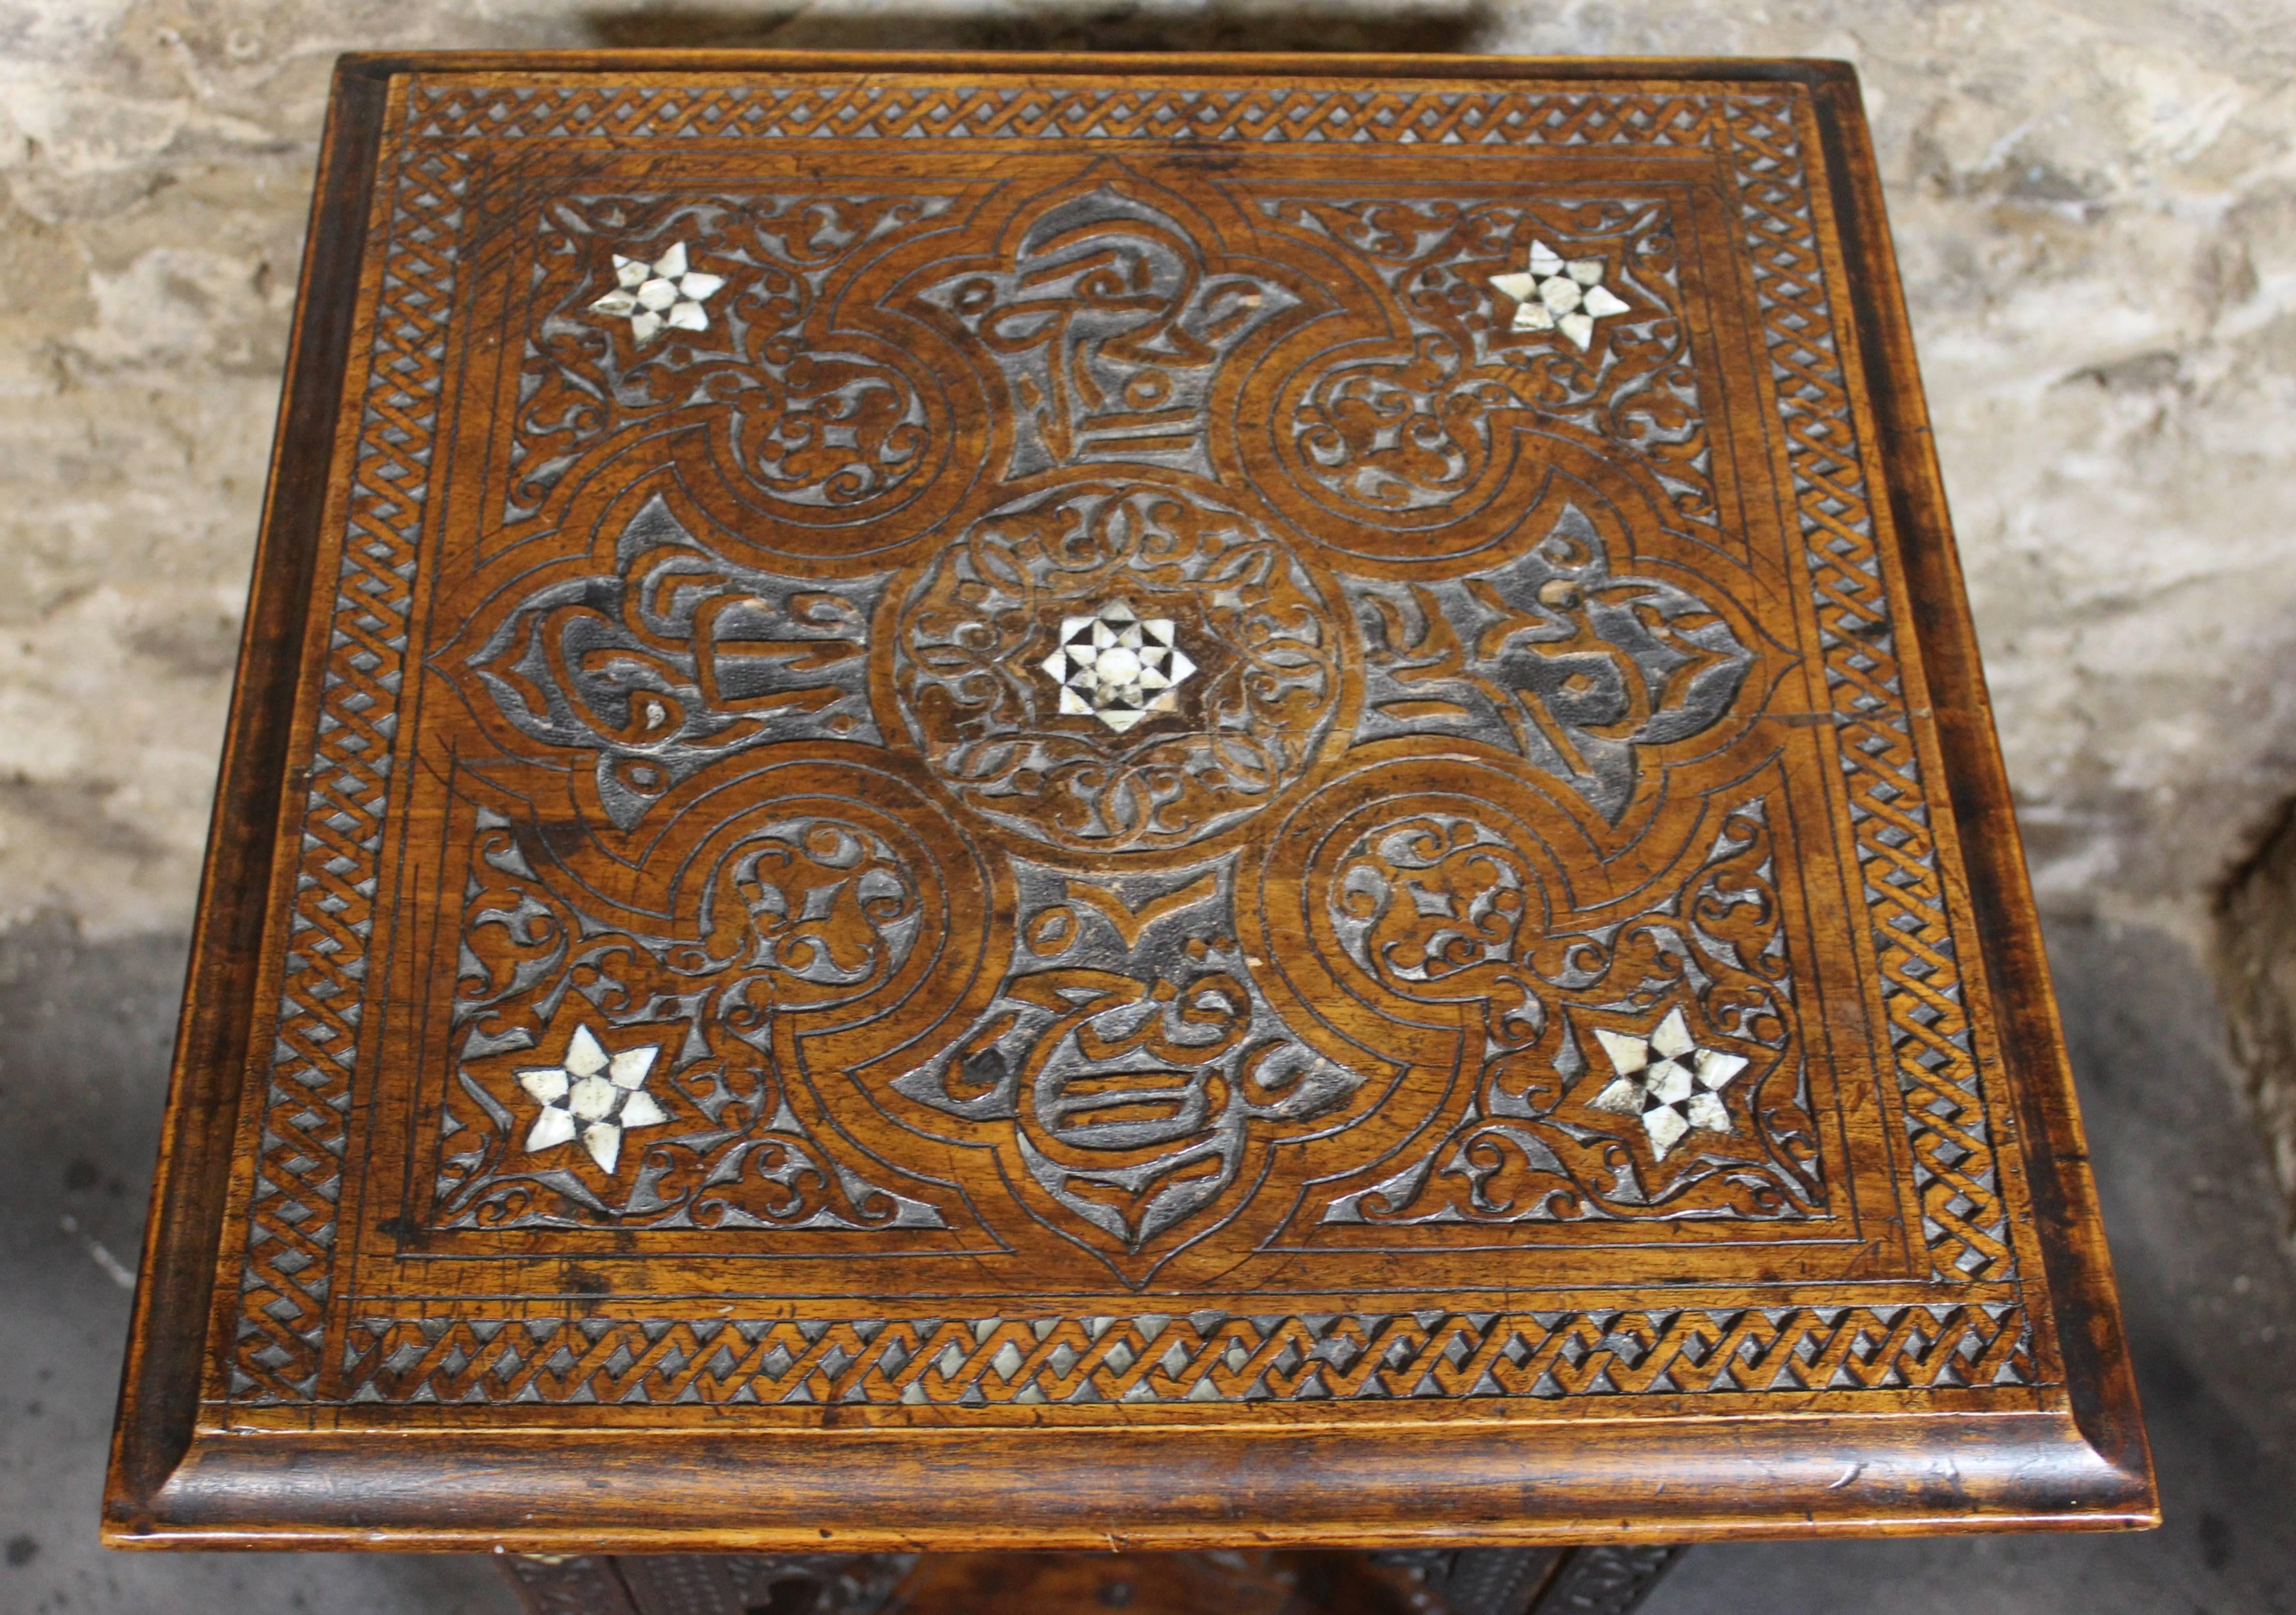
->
[4,3,2293,1116]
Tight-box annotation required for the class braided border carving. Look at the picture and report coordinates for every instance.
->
[229,143,468,1399]
[409,82,1728,147]
[1719,100,2008,1280]
[227,79,2017,1406]
[345,1304,2030,1406]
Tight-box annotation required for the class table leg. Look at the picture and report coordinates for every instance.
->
[498,1555,638,1615]
[1523,1547,1684,1613]
[498,1546,1683,1615]
[1373,1546,1682,1614]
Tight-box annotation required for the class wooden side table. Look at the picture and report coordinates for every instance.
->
[105,50,2154,1592]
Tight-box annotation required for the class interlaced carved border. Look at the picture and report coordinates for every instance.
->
[1718,101,2008,1280]
[225,78,2018,1406]
[228,142,469,1399]
[409,82,1727,147]
[343,1304,2030,1406]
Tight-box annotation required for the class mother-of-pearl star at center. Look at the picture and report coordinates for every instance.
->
[1040,598,1198,734]
[1587,1007,1748,1161]
[516,1024,670,1174]
[1489,239,1632,351]
[588,240,726,344]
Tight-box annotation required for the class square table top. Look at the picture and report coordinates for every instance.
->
[107,49,2155,1553]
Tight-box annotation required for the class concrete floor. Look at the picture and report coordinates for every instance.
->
[1,916,2290,1614]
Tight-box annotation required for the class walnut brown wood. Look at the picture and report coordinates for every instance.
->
[104,50,2157,1554]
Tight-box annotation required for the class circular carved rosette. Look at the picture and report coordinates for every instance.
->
[1232,197,1711,572]
[638,761,992,1055]
[887,477,1348,857]
[439,756,995,1233]
[1266,763,1570,1046]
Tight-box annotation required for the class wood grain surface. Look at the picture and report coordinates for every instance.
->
[104,50,2155,1552]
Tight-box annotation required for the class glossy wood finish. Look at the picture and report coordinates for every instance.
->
[106,51,2154,1553]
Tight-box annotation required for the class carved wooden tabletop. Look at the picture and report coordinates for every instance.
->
[107,51,2155,1555]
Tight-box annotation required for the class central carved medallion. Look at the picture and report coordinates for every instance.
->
[894,480,1341,853]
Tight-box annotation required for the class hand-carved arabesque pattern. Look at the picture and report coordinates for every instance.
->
[508,193,961,526]
[229,78,2017,1409]
[434,161,1805,1287]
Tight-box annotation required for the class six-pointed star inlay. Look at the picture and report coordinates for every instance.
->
[1040,598,1198,734]
[1588,1007,1747,1160]
[517,1024,669,1174]
[1489,239,1631,351]
[589,241,726,344]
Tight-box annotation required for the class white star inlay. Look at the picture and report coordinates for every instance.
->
[1040,598,1197,734]
[588,241,726,344]
[1488,239,1631,351]
[515,1023,670,1174]
[1587,1007,1747,1160]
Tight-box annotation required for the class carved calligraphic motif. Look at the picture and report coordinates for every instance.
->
[890,856,1385,1283]
[1344,493,1754,822]
[458,494,885,828]
[914,179,1303,481]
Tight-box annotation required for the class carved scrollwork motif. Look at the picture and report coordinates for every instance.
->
[1328,813,1545,1042]
[1254,195,1714,538]
[459,493,887,828]
[893,479,1342,853]
[509,191,960,527]
[669,816,923,1004]
[1345,495,1754,822]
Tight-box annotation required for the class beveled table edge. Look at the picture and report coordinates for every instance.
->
[109,1410,2152,1552]
[103,47,2157,1550]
